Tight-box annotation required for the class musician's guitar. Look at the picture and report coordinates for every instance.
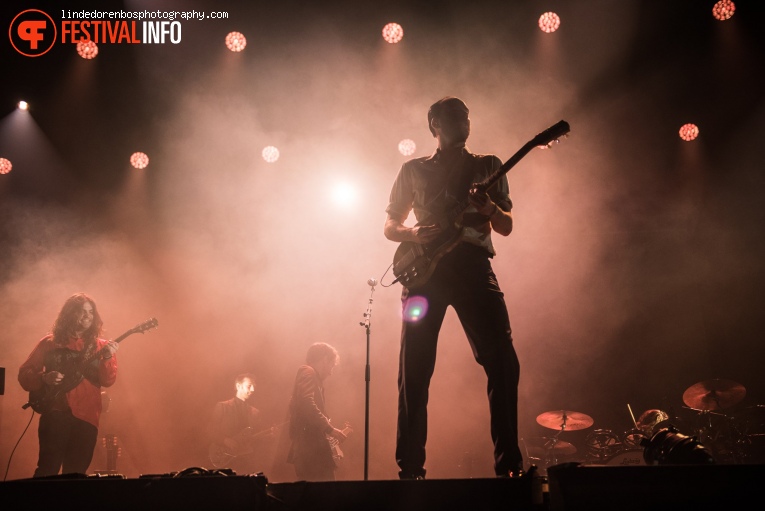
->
[327,422,353,461]
[391,120,571,289]
[208,425,278,468]
[22,317,159,414]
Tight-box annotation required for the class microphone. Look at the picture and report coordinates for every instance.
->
[367,278,377,287]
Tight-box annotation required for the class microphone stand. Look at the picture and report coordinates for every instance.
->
[359,278,376,480]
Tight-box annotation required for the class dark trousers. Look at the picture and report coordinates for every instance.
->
[395,243,522,478]
[34,410,98,477]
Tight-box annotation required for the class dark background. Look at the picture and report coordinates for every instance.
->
[1,0,764,480]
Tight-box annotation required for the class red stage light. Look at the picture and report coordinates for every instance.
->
[382,23,404,44]
[679,124,699,142]
[262,146,280,163]
[130,152,150,169]
[538,12,561,33]
[712,0,735,20]
[77,40,98,59]
[398,139,416,156]
[0,157,12,174]
[225,32,247,52]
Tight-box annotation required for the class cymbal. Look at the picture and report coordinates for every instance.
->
[682,379,746,411]
[536,410,594,431]
[522,437,577,456]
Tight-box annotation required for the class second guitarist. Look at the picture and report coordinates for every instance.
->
[208,373,273,474]
[18,292,119,477]
[287,343,348,481]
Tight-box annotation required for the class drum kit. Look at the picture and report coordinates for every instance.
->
[525,378,764,469]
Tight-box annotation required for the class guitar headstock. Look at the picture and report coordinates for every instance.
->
[132,317,159,335]
[532,120,570,149]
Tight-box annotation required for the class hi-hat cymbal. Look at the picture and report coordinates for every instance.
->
[522,437,577,456]
[536,410,594,431]
[682,379,746,411]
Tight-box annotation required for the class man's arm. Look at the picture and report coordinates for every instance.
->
[384,213,442,243]
[468,190,513,236]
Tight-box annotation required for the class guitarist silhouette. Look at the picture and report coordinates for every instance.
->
[383,97,569,480]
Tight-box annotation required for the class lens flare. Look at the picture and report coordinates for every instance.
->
[403,296,429,323]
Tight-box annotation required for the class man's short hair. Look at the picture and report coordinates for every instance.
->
[427,96,469,136]
[235,373,256,386]
[306,342,339,366]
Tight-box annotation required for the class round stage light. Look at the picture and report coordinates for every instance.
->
[538,12,561,33]
[382,23,404,44]
[0,157,12,175]
[712,1,735,20]
[77,40,98,59]
[679,124,699,142]
[225,32,247,52]
[262,146,280,163]
[18,101,28,110]
[130,152,150,169]
[398,139,416,156]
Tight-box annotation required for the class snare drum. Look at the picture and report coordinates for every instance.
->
[606,449,646,466]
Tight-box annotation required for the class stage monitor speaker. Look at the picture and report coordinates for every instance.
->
[266,476,536,511]
[546,462,763,511]
[0,473,268,511]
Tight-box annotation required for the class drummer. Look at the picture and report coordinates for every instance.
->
[636,409,670,437]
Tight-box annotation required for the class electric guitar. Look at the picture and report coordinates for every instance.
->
[391,120,570,289]
[208,425,279,468]
[22,317,159,414]
[327,422,353,461]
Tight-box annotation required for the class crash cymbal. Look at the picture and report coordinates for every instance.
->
[522,436,577,455]
[682,379,746,411]
[536,410,594,431]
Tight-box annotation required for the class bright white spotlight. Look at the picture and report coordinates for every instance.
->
[18,101,28,110]
[330,181,358,208]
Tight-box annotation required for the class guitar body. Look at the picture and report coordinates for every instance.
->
[326,423,353,461]
[26,348,90,414]
[392,225,465,289]
[22,317,158,414]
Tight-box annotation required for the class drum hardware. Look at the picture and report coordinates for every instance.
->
[583,429,621,461]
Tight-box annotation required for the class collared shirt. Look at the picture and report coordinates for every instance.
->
[386,146,512,256]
